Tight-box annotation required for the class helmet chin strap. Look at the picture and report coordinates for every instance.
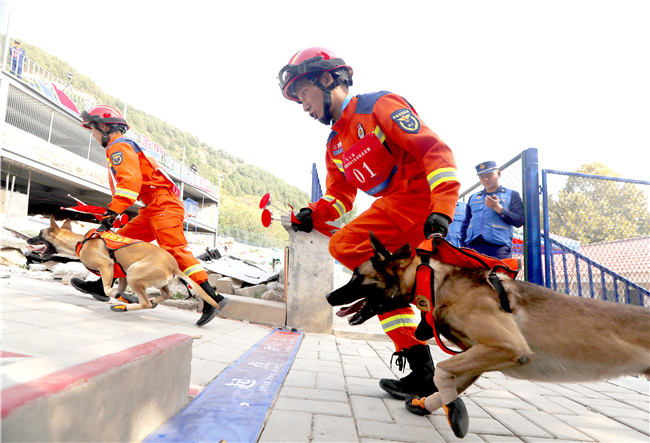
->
[100,131,111,148]
[310,78,339,126]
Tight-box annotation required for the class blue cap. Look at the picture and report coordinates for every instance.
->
[476,161,498,175]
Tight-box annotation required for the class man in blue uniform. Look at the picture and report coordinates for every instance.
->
[460,161,524,258]
[445,200,466,247]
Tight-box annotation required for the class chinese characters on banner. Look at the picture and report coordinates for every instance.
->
[140,134,163,155]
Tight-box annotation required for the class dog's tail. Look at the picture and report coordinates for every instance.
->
[174,270,220,308]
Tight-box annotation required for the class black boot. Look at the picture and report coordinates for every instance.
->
[70,277,110,302]
[379,344,438,400]
[196,281,229,327]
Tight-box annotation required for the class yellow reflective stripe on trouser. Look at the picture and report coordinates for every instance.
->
[380,314,419,333]
[427,167,459,191]
[373,126,386,143]
[183,263,204,277]
[114,187,138,202]
[323,195,346,218]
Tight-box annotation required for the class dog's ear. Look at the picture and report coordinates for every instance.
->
[49,215,60,233]
[392,244,412,261]
[369,230,392,262]
[61,219,73,231]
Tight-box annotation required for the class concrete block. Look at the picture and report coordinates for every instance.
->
[51,262,90,281]
[216,277,235,294]
[207,273,223,288]
[219,295,286,328]
[235,284,267,298]
[1,332,192,443]
[0,248,26,267]
[284,219,335,334]
[261,289,284,303]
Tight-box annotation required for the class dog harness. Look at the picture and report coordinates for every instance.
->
[412,236,520,355]
[75,229,143,279]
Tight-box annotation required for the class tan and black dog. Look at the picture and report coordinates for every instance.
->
[328,232,650,438]
[27,216,221,313]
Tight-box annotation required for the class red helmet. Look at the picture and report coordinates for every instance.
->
[81,105,129,130]
[279,47,353,102]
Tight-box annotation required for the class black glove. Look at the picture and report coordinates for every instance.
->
[414,313,435,340]
[98,209,119,232]
[292,208,313,233]
[424,212,450,239]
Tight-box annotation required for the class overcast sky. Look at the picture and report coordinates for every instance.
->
[4,0,648,211]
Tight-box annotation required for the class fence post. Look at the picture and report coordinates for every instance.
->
[542,170,552,287]
[522,148,543,284]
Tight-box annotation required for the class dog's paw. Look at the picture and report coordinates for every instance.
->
[110,305,128,312]
[405,397,431,416]
[116,293,139,304]
[443,397,469,439]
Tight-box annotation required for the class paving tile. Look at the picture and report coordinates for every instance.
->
[316,371,346,391]
[357,420,441,442]
[341,354,385,367]
[347,382,389,398]
[258,410,312,443]
[559,383,617,399]
[585,403,650,420]
[481,435,525,443]
[494,379,564,396]
[383,397,433,427]
[624,400,650,412]
[521,439,590,443]
[342,363,370,378]
[291,359,344,374]
[436,430,487,442]
[191,341,245,363]
[516,409,594,441]
[573,396,639,409]
[190,358,227,386]
[350,395,392,423]
[429,413,513,436]
[462,397,493,418]
[1,319,39,334]
[545,397,601,416]
[313,415,359,442]
[541,383,589,398]
[283,369,316,388]
[576,426,650,442]
[1,327,103,357]
[319,351,341,362]
[613,417,650,435]
[366,365,397,379]
[482,407,552,438]
[279,387,348,402]
[5,309,86,327]
[296,349,318,359]
[469,389,519,399]
[554,413,639,430]
[274,397,351,416]
[470,395,538,410]
[517,394,575,414]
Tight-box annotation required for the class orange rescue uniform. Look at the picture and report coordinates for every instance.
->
[310,91,460,351]
[104,133,209,284]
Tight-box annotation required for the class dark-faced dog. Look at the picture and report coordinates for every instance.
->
[26,216,221,312]
[328,232,650,438]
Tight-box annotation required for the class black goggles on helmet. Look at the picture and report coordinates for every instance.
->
[278,56,348,91]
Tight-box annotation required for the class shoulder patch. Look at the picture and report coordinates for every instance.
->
[110,151,124,166]
[391,108,420,134]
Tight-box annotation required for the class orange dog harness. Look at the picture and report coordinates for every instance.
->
[413,236,520,355]
[75,229,143,278]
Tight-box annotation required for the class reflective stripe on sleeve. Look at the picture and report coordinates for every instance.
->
[427,168,459,191]
[380,313,418,333]
[373,126,386,143]
[114,187,138,202]
[323,195,346,218]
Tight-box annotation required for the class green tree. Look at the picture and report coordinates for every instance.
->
[547,162,650,244]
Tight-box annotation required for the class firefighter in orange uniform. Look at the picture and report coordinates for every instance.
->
[71,105,228,326]
[279,48,461,399]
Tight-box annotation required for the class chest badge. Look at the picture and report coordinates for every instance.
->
[357,123,365,139]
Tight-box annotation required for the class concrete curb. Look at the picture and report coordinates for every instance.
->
[220,294,286,328]
[1,333,192,443]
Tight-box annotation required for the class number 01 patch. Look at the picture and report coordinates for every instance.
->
[391,108,420,134]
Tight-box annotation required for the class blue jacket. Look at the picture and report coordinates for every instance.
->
[460,187,524,247]
[445,201,467,247]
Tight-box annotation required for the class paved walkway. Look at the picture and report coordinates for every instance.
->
[2,271,649,442]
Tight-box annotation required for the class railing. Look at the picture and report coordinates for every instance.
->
[548,238,649,307]
[3,52,97,114]
[542,169,650,306]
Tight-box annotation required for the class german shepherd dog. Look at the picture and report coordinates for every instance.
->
[26,217,221,313]
[328,232,650,438]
